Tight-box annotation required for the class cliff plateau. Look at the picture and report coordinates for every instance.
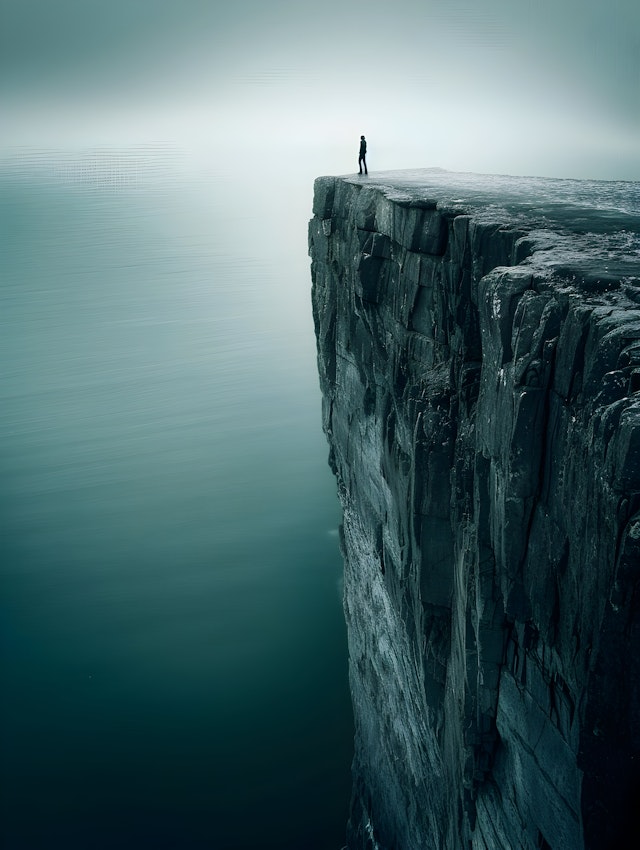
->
[309,170,640,850]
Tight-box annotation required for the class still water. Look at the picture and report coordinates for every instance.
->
[0,150,353,850]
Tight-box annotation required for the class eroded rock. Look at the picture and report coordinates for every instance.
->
[310,170,640,850]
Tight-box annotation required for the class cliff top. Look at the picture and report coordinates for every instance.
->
[316,168,640,296]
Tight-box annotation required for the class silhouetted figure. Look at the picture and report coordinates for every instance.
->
[358,135,368,174]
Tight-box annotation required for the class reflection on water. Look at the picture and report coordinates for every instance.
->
[0,151,352,850]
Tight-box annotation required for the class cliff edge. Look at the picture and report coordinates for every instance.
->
[309,170,640,850]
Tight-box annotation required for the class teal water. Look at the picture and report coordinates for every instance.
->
[0,155,352,849]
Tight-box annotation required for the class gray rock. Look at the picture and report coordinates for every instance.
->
[309,170,640,849]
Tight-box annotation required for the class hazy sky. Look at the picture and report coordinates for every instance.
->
[2,0,638,179]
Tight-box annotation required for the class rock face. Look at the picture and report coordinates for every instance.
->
[309,171,640,850]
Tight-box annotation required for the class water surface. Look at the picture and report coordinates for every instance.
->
[0,150,353,850]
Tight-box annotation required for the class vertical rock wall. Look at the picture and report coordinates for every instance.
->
[309,175,640,850]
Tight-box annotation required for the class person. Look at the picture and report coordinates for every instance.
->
[358,135,368,175]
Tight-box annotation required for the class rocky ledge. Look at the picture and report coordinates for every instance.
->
[309,170,640,850]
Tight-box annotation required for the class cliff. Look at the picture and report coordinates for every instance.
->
[309,170,640,850]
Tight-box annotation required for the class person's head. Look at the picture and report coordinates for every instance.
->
[361,135,365,139]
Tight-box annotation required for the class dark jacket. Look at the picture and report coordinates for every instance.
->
[359,138,367,157]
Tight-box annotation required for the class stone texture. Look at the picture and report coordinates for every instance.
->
[309,171,640,850]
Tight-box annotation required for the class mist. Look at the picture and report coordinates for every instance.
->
[2,0,638,180]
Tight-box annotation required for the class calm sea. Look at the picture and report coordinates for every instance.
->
[0,148,353,850]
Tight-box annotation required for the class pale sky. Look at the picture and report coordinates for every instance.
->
[1,0,638,179]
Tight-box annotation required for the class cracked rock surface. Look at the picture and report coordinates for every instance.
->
[309,170,640,850]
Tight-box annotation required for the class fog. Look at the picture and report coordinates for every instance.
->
[2,0,638,180]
